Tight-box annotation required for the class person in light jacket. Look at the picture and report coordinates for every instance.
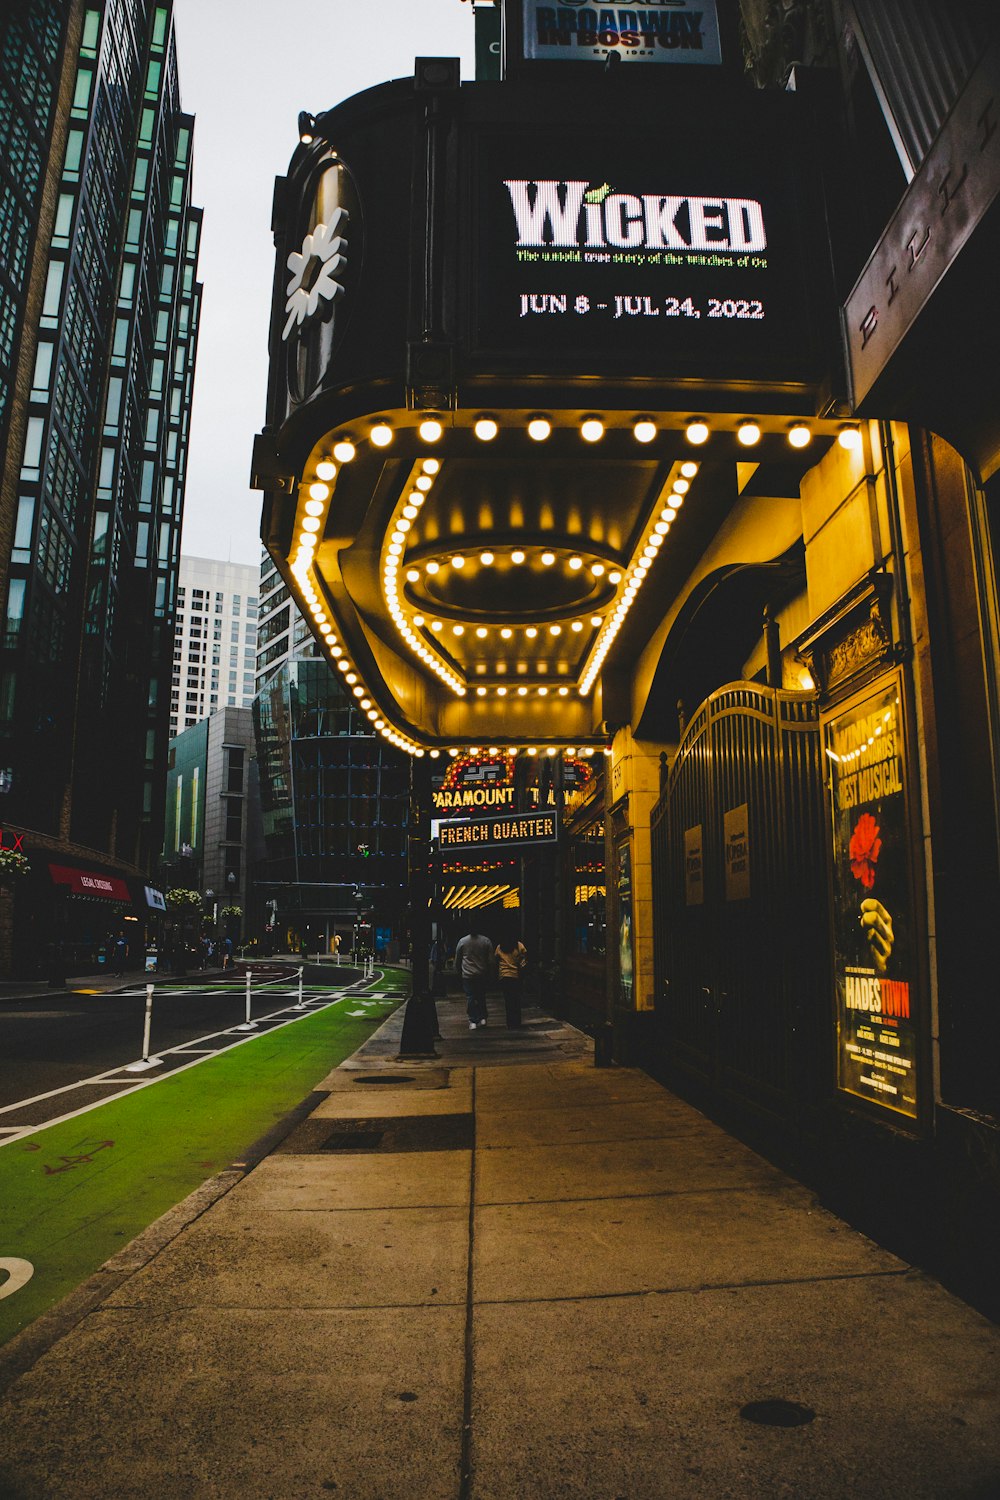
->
[495,929,528,1029]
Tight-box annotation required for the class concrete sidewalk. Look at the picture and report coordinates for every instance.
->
[1,993,999,1498]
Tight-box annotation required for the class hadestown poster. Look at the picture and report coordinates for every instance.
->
[826,679,918,1120]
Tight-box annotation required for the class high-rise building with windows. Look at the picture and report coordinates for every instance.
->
[170,556,259,737]
[0,0,201,974]
[253,556,409,957]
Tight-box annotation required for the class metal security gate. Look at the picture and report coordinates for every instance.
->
[650,683,829,1133]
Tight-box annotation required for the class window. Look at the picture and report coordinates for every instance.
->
[226,747,245,793]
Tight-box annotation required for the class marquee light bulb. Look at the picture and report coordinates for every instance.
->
[572,620,583,632]
[476,626,487,638]
[568,556,582,570]
[633,419,657,444]
[416,476,433,491]
[419,418,443,443]
[480,551,494,566]
[838,424,862,451]
[406,568,420,582]
[673,478,690,495]
[788,423,812,448]
[680,461,698,478]
[497,686,507,697]
[426,560,440,574]
[686,419,710,445]
[541,552,556,566]
[500,627,513,639]
[538,686,548,696]
[304,499,324,517]
[396,517,411,532]
[451,555,465,569]
[475,417,498,441]
[370,422,393,447]
[333,439,355,463]
[298,531,317,548]
[315,461,336,481]
[590,615,601,627]
[431,620,442,632]
[591,562,605,577]
[511,550,525,564]
[737,421,761,446]
[308,482,329,502]
[580,417,604,443]
[476,686,487,696]
[527,417,552,442]
[525,627,537,639]
[403,505,419,520]
[302,516,321,532]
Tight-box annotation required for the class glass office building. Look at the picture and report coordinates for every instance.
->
[254,658,409,957]
[0,0,201,972]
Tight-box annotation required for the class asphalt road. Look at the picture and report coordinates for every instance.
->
[0,966,365,1109]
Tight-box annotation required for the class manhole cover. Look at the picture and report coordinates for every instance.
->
[739,1400,816,1428]
[354,1075,415,1085]
[321,1129,385,1152]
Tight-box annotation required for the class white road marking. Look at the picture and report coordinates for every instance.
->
[0,1258,34,1300]
[0,971,397,1145]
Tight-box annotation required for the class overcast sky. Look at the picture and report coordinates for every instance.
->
[171,0,478,567]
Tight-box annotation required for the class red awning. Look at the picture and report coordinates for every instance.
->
[49,864,132,901]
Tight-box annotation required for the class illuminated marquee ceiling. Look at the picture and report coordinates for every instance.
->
[282,409,836,758]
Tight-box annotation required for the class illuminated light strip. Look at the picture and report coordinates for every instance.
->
[381,461,466,698]
[578,461,698,696]
[289,468,426,758]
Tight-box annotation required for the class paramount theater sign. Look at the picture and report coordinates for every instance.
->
[433,784,514,812]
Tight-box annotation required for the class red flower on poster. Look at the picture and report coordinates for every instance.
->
[849,812,882,889]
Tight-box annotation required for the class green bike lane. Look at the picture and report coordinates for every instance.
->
[0,970,409,1347]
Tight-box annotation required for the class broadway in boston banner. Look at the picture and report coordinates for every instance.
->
[826,678,918,1120]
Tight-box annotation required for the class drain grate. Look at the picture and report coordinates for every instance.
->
[321,1128,385,1152]
[354,1075,415,1085]
[739,1400,816,1428]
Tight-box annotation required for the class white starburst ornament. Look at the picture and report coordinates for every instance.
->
[283,206,349,341]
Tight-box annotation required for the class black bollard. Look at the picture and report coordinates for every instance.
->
[398,988,439,1057]
[594,1021,614,1067]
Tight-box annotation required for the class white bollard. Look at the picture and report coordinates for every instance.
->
[235,967,257,1031]
[125,983,163,1071]
[296,965,306,1009]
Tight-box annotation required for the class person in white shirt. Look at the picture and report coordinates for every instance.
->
[455,926,494,1030]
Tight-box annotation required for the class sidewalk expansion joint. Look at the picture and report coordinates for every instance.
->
[459,1068,478,1500]
[468,1267,914,1309]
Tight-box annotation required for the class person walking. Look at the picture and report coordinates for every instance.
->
[112,932,128,978]
[454,925,493,1030]
[495,929,528,1028]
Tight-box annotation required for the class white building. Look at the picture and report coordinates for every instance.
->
[256,551,319,690]
[170,556,260,737]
